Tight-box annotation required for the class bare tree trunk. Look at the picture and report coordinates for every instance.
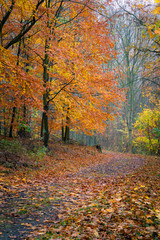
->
[63,108,70,143]
[43,104,49,147]
[157,138,160,155]
[41,112,44,138]
[64,116,70,143]
[43,47,49,147]
[9,107,16,138]
[62,119,65,141]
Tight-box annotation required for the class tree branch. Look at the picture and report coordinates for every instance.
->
[63,89,83,107]
[47,78,74,103]
[55,0,89,28]
[142,77,160,87]
[136,47,160,56]
[4,0,45,49]
[67,0,118,20]
[0,0,15,34]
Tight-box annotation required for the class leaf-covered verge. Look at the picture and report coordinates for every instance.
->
[36,157,160,240]
[0,138,160,239]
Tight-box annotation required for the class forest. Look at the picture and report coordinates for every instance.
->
[0,0,160,239]
[0,0,160,154]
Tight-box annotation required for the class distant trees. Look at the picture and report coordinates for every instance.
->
[100,1,160,154]
[111,13,152,152]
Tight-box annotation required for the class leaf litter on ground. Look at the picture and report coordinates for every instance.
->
[0,142,159,239]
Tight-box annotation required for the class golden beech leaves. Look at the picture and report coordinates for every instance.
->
[0,0,124,136]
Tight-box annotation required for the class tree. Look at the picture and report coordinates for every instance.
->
[110,12,152,152]
[33,0,124,146]
[115,1,160,87]
[0,0,124,147]
[134,101,160,155]
[0,0,45,137]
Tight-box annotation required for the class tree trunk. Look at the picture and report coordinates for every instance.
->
[64,112,70,143]
[3,108,7,137]
[128,127,132,153]
[43,48,49,147]
[43,104,49,147]
[41,112,44,138]
[42,0,63,147]
[157,138,160,156]
[64,122,70,143]
[42,0,51,147]
[9,107,16,138]
[62,120,65,141]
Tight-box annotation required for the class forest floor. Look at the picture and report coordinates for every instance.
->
[0,140,160,240]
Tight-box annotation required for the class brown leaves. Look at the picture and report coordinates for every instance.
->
[0,143,160,239]
[35,149,160,239]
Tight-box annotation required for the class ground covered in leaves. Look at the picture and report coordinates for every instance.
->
[0,139,160,239]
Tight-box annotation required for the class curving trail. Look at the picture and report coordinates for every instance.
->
[0,149,148,239]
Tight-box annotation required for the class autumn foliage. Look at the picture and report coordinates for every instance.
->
[0,1,160,239]
[134,101,160,155]
[0,0,124,145]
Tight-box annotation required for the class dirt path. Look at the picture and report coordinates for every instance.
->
[0,152,146,240]
[78,153,145,177]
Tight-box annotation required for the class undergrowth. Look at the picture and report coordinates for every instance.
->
[0,138,47,169]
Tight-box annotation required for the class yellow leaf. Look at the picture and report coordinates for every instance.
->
[48,197,55,200]
[146,218,153,224]
[105,208,114,213]
[93,230,99,237]
[21,223,32,227]
[153,7,160,14]
[19,208,26,211]
[155,210,160,220]
[22,178,26,183]
[145,196,149,199]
